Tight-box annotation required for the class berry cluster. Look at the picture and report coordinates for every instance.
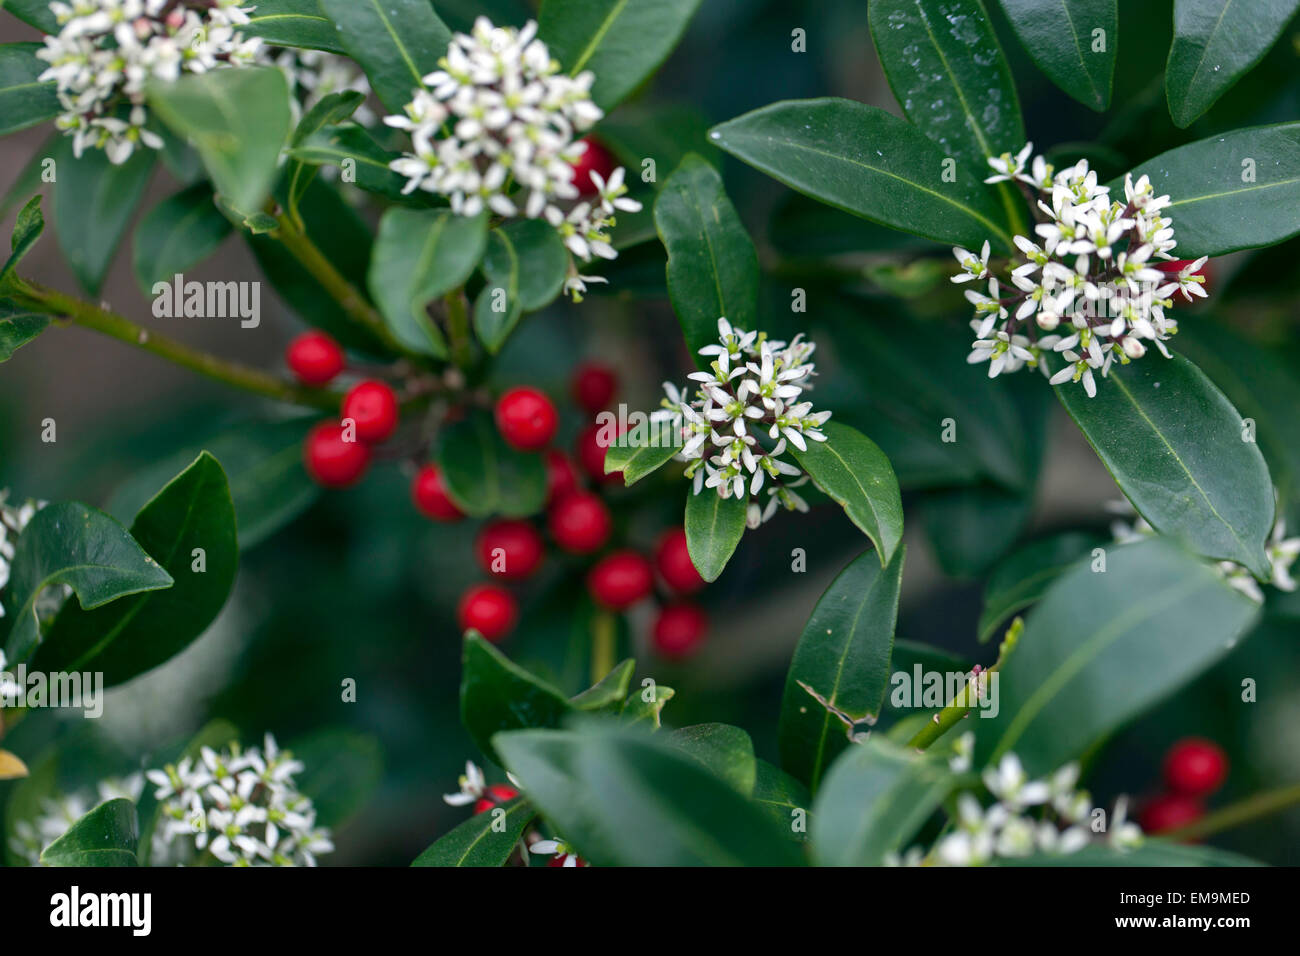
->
[1138,737,1229,835]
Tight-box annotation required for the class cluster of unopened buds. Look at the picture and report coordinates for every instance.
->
[656,318,831,529]
[444,760,587,867]
[956,143,1208,397]
[887,737,1144,866]
[384,17,641,298]
[37,0,263,163]
[146,734,333,866]
[1109,498,1299,603]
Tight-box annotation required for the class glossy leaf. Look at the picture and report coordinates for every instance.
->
[570,659,635,712]
[790,422,904,565]
[977,531,1104,642]
[51,140,154,296]
[868,0,1026,234]
[3,503,173,664]
[290,123,415,205]
[495,727,804,866]
[1002,842,1264,867]
[1,194,43,290]
[995,0,1117,110]
[753,760,812,839]
[243,0,347,54]
[1,1,58,32]
[604,422,680,486]
[1050,352,1274,579]
[369,208,488,358]
[147,67,291,214]
[1111,123,1300,258]
[460,633,574,764]
[132,183,232,294]
[319,0,452,112]
[0,43,59,135]
[973,538,1261,775]
[538,0,704,111]
[1165,0,1300,127]
[411,798,536,866]
[436,410,547,518]
[810,739,952,866]
[284,92,365,212]
[620,684,675,728]
[35,453,237,687]
[667,723,757,795]
[653,154,759,363]
[779,546,905,791]
[0,300,46,361]
[473,219,569,353]
[683,489,746,583]
[710,98,1013,250]
[40,798,138,867]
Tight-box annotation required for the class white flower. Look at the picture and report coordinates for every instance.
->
[530,836,585,866]
[444,760,488,806]
[1267,520,1300,591]
[983,754,1049,810]
[984,142,1033,184]
[1109,796,1144,850]
[951,240,991,282]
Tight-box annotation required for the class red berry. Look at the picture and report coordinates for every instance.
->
[457,584,518,642]
[587,550,654,610]
[475,519,545,579]
[1139,793,1204,835]
[548,492,612,554]
[286,331,345,386]
[577,422,622,484]
[544,450,579,504]
[569,137,617,195]
[341,379,399,444]
[654,527,705,595]
[304,420,370,488]
[1163,738,1229,796]
[495,387,559,451]
[412,465,464,522]
[571,362,618,413]
[473,783,519,814]
[652,603,709,659]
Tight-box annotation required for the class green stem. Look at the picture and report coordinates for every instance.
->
[590,611,615,686]
[907,617,1023,751]
[12,280,342,410]
[443,289,473,371]
[1163,783,1300,842]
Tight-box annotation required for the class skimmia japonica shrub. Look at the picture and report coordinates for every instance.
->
[0,0,1298,872]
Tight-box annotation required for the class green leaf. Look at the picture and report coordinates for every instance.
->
[683,489,746,583]
[461,633,574,764]
[810,739,952,866]
[1001,841,1264,867]
[34,453,237,687]
[653,154,759,364]
[436,409,547,518]
[1165,0,1300,128]
[790,422,904,565]
[289,123,416,205]
[919,484,1035,580]
[977,531,1103,642]
[147,67,291,214]
[868,0,1026,235]
[752,760,812,840]
[284,91,365,213]
[1049,352,1274,580]
[2,502,173,664]
[710,98,1012,251]
[51,140,154,297]
[1,194,43,289]
[243,0,347,54]
[369,208,488,358]
[473,219,569,353]
[132,183,232,294]
[319,0,452,113]
[289,729,383,829]
[1110,122,1300,258]
[0,300,46,361]
[40,798,138,867]
[604,421,681,486]
[570,658,635,712]
[995,0,1117,111]
[538,0,704,111]
[411,797,536,866]
[974,537,1260,776]
[0,43,59,135]
[620,684,674,728]
[495,726,805,866]
[779,546,905,792]
[667,723,757,795]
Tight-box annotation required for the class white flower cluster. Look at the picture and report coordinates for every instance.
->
[957,143,1206,397]
[0,650,17,700]
[0,490,46,620]
[1109,499,1300,603]
[656,318,831,529]
[889,740,1143,866]
[9,774,144,865]
[37,0,263,164]
[275,48,375,127]
[383,17,641,296]
[146,734,333,866]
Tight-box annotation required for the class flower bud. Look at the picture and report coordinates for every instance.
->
[1036,311,1060,331]
[1122,336,1146,359]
